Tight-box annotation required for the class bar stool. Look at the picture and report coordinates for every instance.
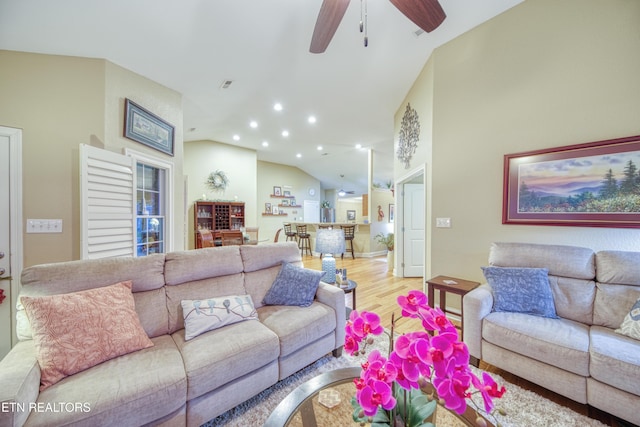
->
[341,225,355,259]
[283,223,297,242]
[296,224,312,256]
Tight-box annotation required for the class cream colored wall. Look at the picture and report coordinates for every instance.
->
[394,56,435,277]
[395,0,640,285]
[0,51,104,266]
[184,140,258,248]
[370,189,394,253]
[257,160,320,243]
[335,198,361,223]
[0,51,184,267]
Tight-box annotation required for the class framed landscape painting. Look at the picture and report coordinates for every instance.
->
[124,99,175,156]
[503,135,640,228]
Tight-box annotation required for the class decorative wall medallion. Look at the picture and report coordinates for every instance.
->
[206,170,229,193]
[396,103,420,169]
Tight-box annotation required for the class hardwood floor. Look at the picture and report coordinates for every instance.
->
[301,254,634,427]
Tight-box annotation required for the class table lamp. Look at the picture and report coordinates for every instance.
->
[315,229,346,284]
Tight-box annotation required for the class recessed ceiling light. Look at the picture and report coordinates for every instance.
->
[317,146,323,151]
[296,153,302,158]
[308,115,317,124]
[262,141,269,147]
[249,120,258,128]
[233,134,240,141]
[355,143,362,149]
[273,103,283,111]
[281,130,289,137]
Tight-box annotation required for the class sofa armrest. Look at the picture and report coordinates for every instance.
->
[462,284,494,360]
[316,282,346,350]
[0,340,41,427]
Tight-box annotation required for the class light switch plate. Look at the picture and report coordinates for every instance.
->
[436,217,451,228]
[26,219,63,233]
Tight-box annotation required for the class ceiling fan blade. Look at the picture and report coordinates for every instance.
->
[310,0,351,54]
[388,0,446,33]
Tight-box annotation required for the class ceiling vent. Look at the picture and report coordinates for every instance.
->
[220,80,233,89]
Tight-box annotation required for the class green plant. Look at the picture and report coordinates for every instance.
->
[374,232,394,251]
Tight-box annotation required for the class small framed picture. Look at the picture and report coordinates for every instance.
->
[265,202,271,213]
[272,205,279,215]
[347,210,356,221]
[281,199,290,206]
[273,186,282,196]
[283,190,291,197]
[291,198,297,206]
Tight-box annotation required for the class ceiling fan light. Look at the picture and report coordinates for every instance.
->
[338,189,346,197]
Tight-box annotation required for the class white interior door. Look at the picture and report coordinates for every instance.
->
[0,127,21,359]
[303,200,320,223]
[0,135,11,358]
[403,183,425,277]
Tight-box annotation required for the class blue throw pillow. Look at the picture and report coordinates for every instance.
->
[263,262,325,307]
[481,266,558,319]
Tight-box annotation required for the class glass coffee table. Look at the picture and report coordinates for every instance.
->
[264,367,493,427]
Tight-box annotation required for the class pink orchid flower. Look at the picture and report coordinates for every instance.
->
[358,379,396,417]
[471,371,506,413]
[397,290,428,317]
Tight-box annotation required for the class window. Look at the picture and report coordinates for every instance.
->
[80,144,173,260]
[129,148,173,257]
[136,163,165,256]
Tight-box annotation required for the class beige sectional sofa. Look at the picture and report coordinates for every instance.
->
[464,242,640,426]
[0,242,346,427]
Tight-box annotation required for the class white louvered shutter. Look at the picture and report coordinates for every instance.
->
[80,144,135,259]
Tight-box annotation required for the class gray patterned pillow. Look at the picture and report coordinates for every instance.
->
[263,262,325,307]
[616,297,640,341]
[482,266,558,319]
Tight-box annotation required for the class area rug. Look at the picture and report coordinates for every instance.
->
[204,335,607,427]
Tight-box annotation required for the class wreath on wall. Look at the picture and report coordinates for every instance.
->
[206,170,229,193]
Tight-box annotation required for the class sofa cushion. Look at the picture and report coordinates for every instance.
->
[17,254,167,340]
[590,326,640,396]
[263,262,325,307]
[593,283,640,329]
[20,281,154,390]
[164,247,244,286]
[482,266,558,318]
[488,242,595,279]
[258,301,337,357]
[22,335,186,427]
[596,250,640,286]
[548,276,595,325]
[172,320,279,400]
[240,242,302,273]
[181,294,258,341]
[165,273,246,333]
[482,312,590,376]
[615,296,640,341]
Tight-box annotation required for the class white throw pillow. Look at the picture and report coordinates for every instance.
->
[181,294,258,341]
[615,297,640,341]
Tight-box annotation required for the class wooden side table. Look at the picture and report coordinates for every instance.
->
[426,275,480,338]
[337,279,357,318]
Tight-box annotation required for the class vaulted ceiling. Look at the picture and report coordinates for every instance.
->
[0,0,523,196]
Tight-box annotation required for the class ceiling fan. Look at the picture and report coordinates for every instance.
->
[310,0,446,54]
[337,174,355,196]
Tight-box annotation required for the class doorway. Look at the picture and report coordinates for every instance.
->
[0,126,23,359]
[396,166,425,278]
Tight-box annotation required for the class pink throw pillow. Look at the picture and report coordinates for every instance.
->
[21,281,154,390]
